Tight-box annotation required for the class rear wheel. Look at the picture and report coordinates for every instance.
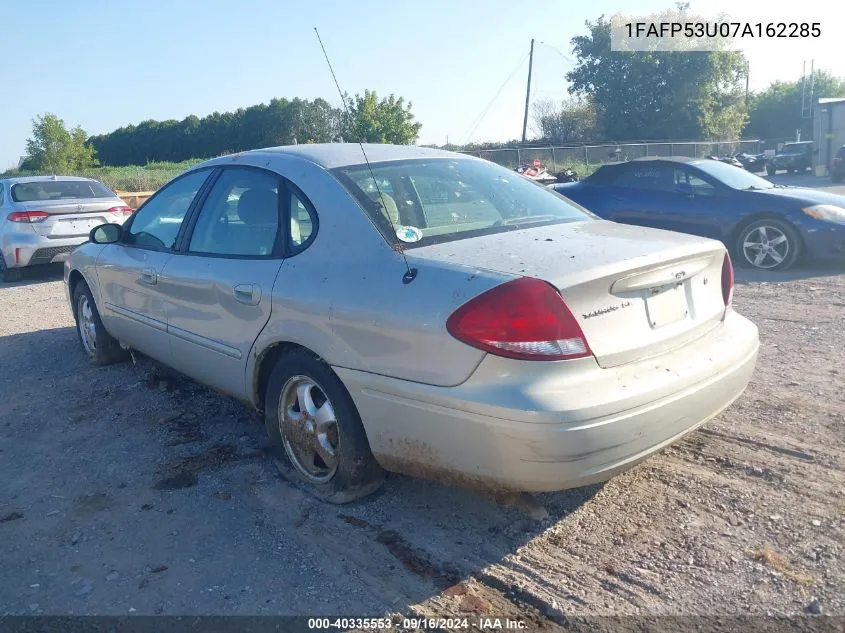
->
[0,255,22,283]
[766,165,776,177]
[72,282,126,365]
[264,350,384,503]
[735,219,801,270]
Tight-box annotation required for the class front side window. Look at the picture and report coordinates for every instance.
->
[125,170,210,250]
[674,169,716,196]
[188,168,281,257]
[332,159,591,248]
[11,179,114,202]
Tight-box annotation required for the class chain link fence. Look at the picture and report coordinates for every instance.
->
[460,140,763,173]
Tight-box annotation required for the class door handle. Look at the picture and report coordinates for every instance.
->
[139,268,157,285]
[233,283,261,306]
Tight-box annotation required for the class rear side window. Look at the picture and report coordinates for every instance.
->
[613,164,677,192]
[289,191,316,249]
[585,164,622,185]
[11,180,114,202]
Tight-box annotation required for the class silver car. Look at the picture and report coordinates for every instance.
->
[64,144,759,503]
[1,176,132,282]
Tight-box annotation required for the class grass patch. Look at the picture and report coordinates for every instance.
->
[3,159,203,193]
[748,545,816,585]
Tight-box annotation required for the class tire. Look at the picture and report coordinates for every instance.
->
[735,218,802,271]
[0,254,22,283]
[766,165,776,177]
[833,174,843,184]
[264,350,384,503]
[72,281,126,365]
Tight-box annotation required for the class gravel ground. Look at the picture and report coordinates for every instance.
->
[0,258,843,623]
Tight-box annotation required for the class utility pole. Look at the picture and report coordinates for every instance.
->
[745,61,750,107]
[521,38,535,145]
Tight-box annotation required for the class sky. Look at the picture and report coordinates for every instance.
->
[1,0,841,170]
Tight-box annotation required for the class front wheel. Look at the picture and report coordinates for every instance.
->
[264,350,384,503]
[735,219,801,271]
[72,282,126,365]
[766,165,776,177]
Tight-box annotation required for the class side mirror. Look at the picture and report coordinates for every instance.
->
[90,223,122,244]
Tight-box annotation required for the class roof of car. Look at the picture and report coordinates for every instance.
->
[220,143,467,169]
[600,156,699,168]
[0,175,100,185]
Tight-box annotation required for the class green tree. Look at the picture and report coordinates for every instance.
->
[567,9,749,141]
[24,113,98,172]
[532,97,598,144]
[745,70,845,140]
[343,90,422,144]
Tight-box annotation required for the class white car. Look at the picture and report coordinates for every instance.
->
[1,176,132,282]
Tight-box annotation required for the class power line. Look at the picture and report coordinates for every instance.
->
[460,51,529,145]
[536,41,577,66]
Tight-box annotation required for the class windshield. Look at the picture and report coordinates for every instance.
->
[691,160,775,190]
[331,158,592,248]
[11,180,115,202]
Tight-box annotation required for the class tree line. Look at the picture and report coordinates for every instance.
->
[16,90,421,172]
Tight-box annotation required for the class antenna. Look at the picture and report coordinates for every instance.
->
[313,27,417,284]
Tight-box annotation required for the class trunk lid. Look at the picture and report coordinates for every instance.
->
[18,199,124,238]
[408,220,728,368]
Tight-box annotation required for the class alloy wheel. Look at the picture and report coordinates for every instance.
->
[741,225,790,269]
[77,294,98,357]
[279,375,340,484]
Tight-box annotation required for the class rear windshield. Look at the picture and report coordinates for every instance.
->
[11,180,114,202]
[780,144,811,155]
[331,158,592,248]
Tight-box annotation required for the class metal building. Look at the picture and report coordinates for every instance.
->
[814,97,845,174]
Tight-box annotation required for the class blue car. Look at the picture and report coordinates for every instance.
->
[552,157,845,270]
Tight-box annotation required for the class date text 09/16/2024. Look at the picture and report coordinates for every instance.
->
[307,617,528,630]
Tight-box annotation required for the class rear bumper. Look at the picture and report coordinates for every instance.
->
[1,231,88,268]
[336,311,759,492]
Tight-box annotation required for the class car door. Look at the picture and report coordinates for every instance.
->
[95,169,214,362]
[664,166,723,239]
[604,163,676,229]
[158,166,295,399]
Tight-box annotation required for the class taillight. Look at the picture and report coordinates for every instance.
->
[721,252,734,307]
[8,211,49,223]
[445,277,592,361]
[108,206,133,216]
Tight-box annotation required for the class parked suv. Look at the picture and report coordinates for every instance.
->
[766,141,813,176]
[831,145,845,184]
[1,176,132,282]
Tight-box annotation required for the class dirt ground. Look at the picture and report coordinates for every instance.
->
[0,256,843,623]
